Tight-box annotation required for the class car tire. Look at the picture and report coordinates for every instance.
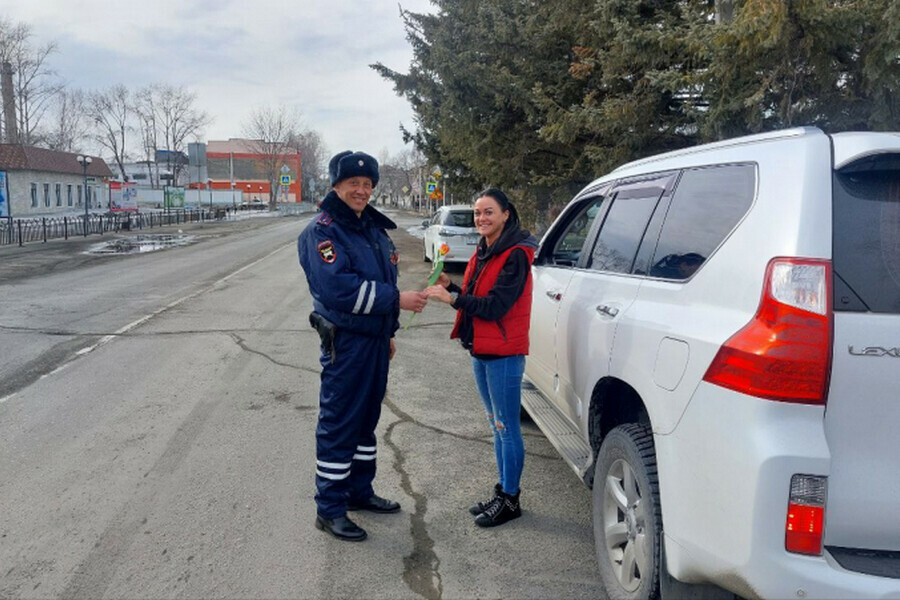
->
[423,241,431,262]
[593,423,661,600]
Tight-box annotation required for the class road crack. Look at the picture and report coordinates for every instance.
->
[384,397,558,460]
[228,333,317,373]
[383,397,443,600]
[379,395,570,600]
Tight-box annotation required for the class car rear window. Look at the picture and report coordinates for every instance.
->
[833,155,900,314]
[649,164,756,280]
[443,211,474,227]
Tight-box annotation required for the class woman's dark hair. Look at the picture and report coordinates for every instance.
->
[476,188,519,225]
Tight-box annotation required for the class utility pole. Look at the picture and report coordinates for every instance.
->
[1,62,18,143]
[76,155,93,236]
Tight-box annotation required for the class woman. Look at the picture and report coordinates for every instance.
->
[425,188,538,528]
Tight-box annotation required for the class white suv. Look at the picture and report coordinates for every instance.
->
[523,127,900,599]
[422,205,478,263]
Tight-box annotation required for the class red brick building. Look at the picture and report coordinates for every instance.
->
[204,139,301,204]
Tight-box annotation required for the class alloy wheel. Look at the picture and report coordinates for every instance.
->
[602,458,648,592]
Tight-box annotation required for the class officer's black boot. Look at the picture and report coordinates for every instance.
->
[474,490,522,528]
[468,482,502,516]
[315,514,368,541]
[346,494,401,513]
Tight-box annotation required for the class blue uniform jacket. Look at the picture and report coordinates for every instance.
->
[298,191,400,338]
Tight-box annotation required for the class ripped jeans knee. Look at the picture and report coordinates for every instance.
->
[485,413,510,436]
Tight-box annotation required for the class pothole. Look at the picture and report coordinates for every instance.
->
[86,234,196,255]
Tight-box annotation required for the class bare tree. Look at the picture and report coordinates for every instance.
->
[87,84,130,180]
[242,105,303,210]
[0,19,27,142]
[157,84,210,186]
[377,147,391,167]
[0,19,27,70]
[289,128,328,203]
[0,19,62,145]
[133,85,161,187]
[389,146,429,209]
[45,88,87,152]
[133,83,209,187]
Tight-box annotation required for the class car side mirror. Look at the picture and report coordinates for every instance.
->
[422,220,430,227]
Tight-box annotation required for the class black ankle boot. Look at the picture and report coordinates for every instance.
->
[468,483,502,516]
[474,490,521,528]
[315,514,368,541]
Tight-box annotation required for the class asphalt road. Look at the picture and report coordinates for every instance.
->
[0,211,601,599]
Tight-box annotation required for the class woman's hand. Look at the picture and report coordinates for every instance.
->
[436,273,451,288]
[424,284,453,304]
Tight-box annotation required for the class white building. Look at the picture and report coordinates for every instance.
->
[0,144,113,217]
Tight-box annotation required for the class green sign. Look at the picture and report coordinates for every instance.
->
[426,182,437,194]
[164,186,185,208]
[280,175,291,185]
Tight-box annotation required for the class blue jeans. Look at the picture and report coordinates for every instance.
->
[471,355,526,496]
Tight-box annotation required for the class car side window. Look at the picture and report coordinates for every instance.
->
[549,195,606,266]
[649,164,756,280]
[587,193,661,273]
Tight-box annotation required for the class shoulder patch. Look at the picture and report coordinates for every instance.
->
[388,238,399,265]
[317,240,337,264]
[316,212,333,226]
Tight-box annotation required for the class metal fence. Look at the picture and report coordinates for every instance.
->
[0,209,230,247]
[276,202,316,216]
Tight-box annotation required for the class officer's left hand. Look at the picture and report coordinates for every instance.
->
[389,338,396,360]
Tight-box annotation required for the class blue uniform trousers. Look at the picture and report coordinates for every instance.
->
[314,330,391,519]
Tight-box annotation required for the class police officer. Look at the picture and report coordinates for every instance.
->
[298,150,427,542]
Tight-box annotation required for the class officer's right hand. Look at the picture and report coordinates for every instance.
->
[400,290,428,313]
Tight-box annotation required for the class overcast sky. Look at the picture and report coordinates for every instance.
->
[1,0,434,161]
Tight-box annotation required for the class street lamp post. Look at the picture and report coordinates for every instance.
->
[76,155,92,236]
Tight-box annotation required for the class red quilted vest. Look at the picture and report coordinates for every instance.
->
[450,244,534,355]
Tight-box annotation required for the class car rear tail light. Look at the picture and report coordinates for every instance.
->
[702,258,832,405]
[785,474,827,555]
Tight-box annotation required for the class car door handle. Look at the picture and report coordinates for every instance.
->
[596,304,619,317]
[546,290,563,301]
